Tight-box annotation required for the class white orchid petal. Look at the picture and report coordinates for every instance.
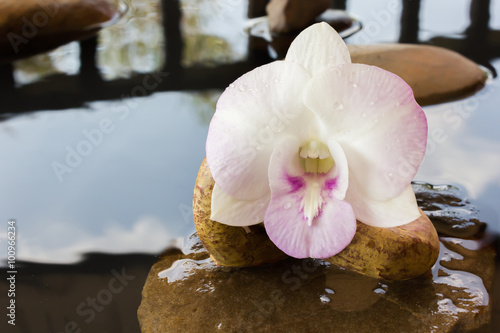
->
[286,22,351,76]
[304,63,427,201]
[206,61,311,201]
[210,184,270,226]
[346,180,421,228]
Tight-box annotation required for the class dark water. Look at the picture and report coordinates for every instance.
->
[0,0,499,332]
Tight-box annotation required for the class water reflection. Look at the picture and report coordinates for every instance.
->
[13,42,81,86]
[180,0,248,67]
[0,90,221,264]
[97,0,165,79]
[416,78,500,233]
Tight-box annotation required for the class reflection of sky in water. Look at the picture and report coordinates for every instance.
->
[416,61,500,233]
[0,91,218,263]
[347,0,500,44]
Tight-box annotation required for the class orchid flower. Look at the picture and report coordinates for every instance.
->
[205,23,427,259]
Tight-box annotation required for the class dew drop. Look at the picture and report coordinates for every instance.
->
[229,83,235,88]
[284,202,292,209]
[352,82,358,88]
[325,288,335,294]
[238,85,246,92]
[333,101,344,111]
[320,295,331,303]
[373,288,386,295]
[388,172,393,177]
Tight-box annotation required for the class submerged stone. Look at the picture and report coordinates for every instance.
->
[0,0,119,63]
[412,182,486,238]
[348,44,488,106]
[138,231,493,332]
[193,158,439,280]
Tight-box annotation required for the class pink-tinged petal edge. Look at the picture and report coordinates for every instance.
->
[265,137,357,258]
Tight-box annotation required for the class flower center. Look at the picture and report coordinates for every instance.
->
[299,140,334,174]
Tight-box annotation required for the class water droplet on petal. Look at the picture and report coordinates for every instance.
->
[229,83,235,88]
[388,172,393,177]
[238,85,246,92]
[333,101,344,111]
[373,288,386,295]
[284,202,292,209]
[352,82,358,88]
[394,100,400,107]
[320,295,331,303]
[325,288,335,294]
[256,146,263,151]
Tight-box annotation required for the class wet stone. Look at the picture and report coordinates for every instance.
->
[140,181,494,332]
[0,0,119,63]
[412,182,486,238]
[138,231,494,332]
[348,44,488,106]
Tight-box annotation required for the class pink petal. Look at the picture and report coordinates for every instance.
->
[286,22,351,76]
[206,61,312,201]
[210,184,270,226]
[303,63,427,201]
[264,137,356,258]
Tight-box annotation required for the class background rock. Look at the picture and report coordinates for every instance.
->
[348,44,488,106]
[0,0,118,63]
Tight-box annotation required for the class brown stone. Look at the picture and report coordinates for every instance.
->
[266,0,330,34]
[0,0,118,64]
[348,44,488,106]
[193,158,440,280]
[138,231,493,332]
